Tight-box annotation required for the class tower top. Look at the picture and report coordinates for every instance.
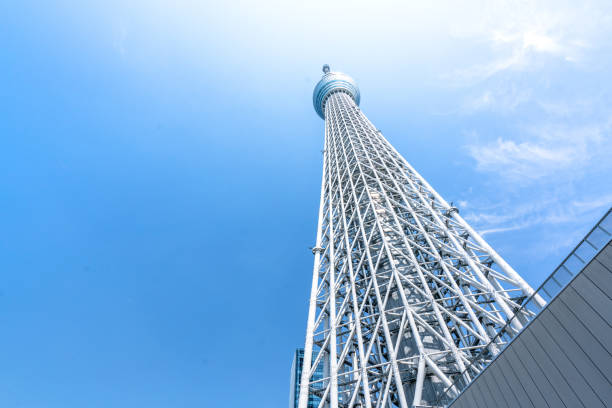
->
[312,65,360,119]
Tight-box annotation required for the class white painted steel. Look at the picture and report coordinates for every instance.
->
[299,72,539,408]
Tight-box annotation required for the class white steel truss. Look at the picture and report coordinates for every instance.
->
[299,74,544,408]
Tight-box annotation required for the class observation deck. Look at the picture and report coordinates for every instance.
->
[312,64,360,119]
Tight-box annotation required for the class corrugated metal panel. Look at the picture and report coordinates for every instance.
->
[520,327,584,407]
[510,336,565,407]
[488,362,521,407]
[551,294,612,403]
[449,242,612,407]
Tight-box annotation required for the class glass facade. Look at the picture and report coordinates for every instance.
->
[289,348,323,408]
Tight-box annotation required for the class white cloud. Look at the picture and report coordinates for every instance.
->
[466,195,612,237]
[449,30,572,83]
[113,26,128,57]
[515,31,563,54]
[466,121,609,182]
[479,224,528,237]
[439,1,612,257]
[446,35,555,83]
[457,200,469,209]
[461,119,611,254]
[463,86,532,113]
[572,194,612,211]
[443,2,612,84]
[469,138,578,180]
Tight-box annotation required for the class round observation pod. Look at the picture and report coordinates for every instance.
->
[313,65,360,119]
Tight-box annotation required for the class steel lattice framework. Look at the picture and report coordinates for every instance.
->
[298,67,544,408]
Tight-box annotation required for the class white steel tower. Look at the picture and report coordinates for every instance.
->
[298,66,544,408]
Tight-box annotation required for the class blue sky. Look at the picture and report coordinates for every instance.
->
[1,1,611,407]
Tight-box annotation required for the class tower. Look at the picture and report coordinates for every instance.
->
[298,66,545,408]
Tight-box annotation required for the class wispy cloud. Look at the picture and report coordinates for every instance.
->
[479,224,529,237]
[113,26,128,57]
[465,194,612,237]
[469,138,579,180]
[445,28,575,84]
[462,85,532,113]
[466,121,609,183]
[461,118,611,255]
[442,2,611,85]
[537,99,600,118]
[572,195,612,211]
[436,1,612,259]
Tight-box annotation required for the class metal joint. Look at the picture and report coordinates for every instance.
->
[445,206,459,217]
[311,246,324,255]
